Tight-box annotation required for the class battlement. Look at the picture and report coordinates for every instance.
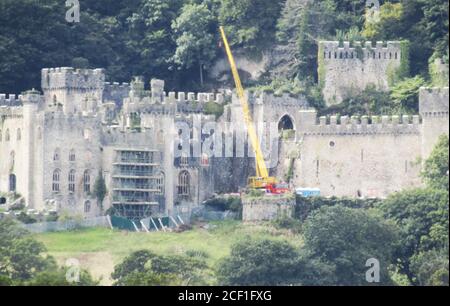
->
[41,67,105,90]
[104,82,130,88]
[164,91,225,104]
[0,94,22,106]
[304,114,421,136]
[419,87,449,116]
[320,41,402,61]
[0,104,23,118]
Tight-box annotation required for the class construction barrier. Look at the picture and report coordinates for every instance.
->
[110,215,137,231]
[20,216,111,233]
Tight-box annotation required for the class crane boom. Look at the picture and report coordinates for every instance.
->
[219,26,276,187]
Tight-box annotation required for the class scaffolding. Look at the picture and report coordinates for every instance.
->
[112,148,163,221]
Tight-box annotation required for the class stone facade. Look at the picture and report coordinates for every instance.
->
[0,65,448,219]
[242,195,295,222]
[319,41,403,105]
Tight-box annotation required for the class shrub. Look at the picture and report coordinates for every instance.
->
[295,195,380,222]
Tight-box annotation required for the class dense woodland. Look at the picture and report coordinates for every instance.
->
[0,0,448,113]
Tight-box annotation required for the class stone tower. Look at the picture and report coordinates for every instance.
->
[319,41,403,105]
[41,67,105,115]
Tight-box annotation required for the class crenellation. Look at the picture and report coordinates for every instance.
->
[391,115,399,125]
[187,93,196,101]
[320,40,403,105]
[1,65,447,219]
[307,112,425,136]
[177,92,186,102]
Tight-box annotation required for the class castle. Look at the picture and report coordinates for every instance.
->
[0,42,448,221]
[319,41,404,105]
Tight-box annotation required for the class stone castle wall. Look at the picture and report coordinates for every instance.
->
[319,41,402,105]
[1,66,449,218]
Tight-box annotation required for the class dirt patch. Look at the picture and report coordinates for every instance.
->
[53,252,115,286]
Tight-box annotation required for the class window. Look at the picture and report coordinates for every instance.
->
[10,151,15,170]
[84,201,91,213]
[180,153,189,167]
[17,129,21,141]
[68,170,76,193]
[53,148,60,161]
[83,170,91,193]
[9,174,16,192]
[156,172,165,195]
[178,171,190,196]
[84,128,92,140]
[69,149,76,162]
[201,153,209,167]
[37,127,42,140]
[157,130,164,145]
[52,169,61,192]
[5,129,10,142]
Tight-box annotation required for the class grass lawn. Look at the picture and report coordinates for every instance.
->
[35,220,303,285]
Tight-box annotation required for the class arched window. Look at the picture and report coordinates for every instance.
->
[178,171,190,196]
[84,201,91,213]
[69,149,76,162]
[83,170,91,193]
[156,172,165,195]
[68,170,76,193]
[53,148,60,161]
[17,128,21,141]
[10,151,15,171]
[278,115,295,131]
[5,129,10,142]
[52,169,61,192]
[9,174,16,192]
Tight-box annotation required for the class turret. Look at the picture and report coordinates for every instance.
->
[41,67,105,115]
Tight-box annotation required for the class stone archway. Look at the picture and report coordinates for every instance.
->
[278,114,295,132]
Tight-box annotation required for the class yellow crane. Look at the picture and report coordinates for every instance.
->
[219,26,280,190]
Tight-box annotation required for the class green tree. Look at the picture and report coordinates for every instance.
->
[218,0,284,53]
[410,249,449,286]
[124,0,182,82]
[217,239,302,286]
[24,269,98,286]
[363,2,404,41]
[390,76,427,113]
[303,206,398,285]
[112,250,208,286]
[0,219,97,285]
[422,135,449,191]
[0,219,55,281]
[172,3,217,86]
[93,170,108,210]
[320,85,394,116]
[380,188,449,284]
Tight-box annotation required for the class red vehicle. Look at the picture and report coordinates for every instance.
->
[265,183,290,194]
